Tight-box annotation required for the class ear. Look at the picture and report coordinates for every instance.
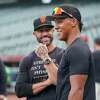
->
[71,18,77,27]
[52,28,55,32]
[32,31,35,36]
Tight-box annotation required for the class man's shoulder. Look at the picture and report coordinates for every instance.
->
[21,52,36,63]
[19,52,36,69]
[65,39,90,57]
[55,47,63,51]
[71,39,90,52]
[55,47,64,53]
[54,47,64,57]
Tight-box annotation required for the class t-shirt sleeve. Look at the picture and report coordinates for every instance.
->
[68,46,90,75]
[15,56,33,97]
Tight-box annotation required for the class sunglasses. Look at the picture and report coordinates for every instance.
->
[52,7,73,18]
[52,7,83,25]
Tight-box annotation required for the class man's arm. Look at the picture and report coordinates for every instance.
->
[15,56,52,98]
[32,78,52,95]
[44,62,58,85]
[35,44,58,85]
[16,78,52,97]
[68,45,90,100]
[32,61,58,95]
[68,75,87,100]
[15,56,34,98]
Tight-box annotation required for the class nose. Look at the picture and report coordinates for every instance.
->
[55,24,59,31]
[42,31,48,36]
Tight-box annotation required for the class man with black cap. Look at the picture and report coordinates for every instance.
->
[38,5,96,100]
[15,16,63,100]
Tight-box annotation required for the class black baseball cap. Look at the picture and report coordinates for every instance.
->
[33,16,54,31]
[47,5,82,24]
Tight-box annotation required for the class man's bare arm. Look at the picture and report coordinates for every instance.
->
[35,44,58,85]
[32,62,58,95]
[44,62,58,85]
[32,78,52,95]
[68,75,88,100]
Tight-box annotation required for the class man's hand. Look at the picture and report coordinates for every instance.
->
[35,43,57,85]
[35,43,49,61]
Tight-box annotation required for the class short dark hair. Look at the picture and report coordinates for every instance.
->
[94,37,100,45]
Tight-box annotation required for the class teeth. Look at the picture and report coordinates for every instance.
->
[57,30,62,32]
[42,37,50,41]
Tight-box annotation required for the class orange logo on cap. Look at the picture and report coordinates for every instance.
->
[39,16,46,23]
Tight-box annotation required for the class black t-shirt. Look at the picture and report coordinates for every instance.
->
[93,50,100,83]
[15,47,63,100]
[57,38,95,100]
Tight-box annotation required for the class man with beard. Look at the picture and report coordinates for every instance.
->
[15,16,63,100]
[37,5,96,100]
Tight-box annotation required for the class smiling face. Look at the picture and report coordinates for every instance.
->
[33,27,54,46]
[54,18,73,42]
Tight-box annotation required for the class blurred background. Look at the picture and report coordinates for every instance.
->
[0,0,100,100]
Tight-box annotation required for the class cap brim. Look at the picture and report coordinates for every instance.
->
[34,24,54,31]
[46,15,68,21]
